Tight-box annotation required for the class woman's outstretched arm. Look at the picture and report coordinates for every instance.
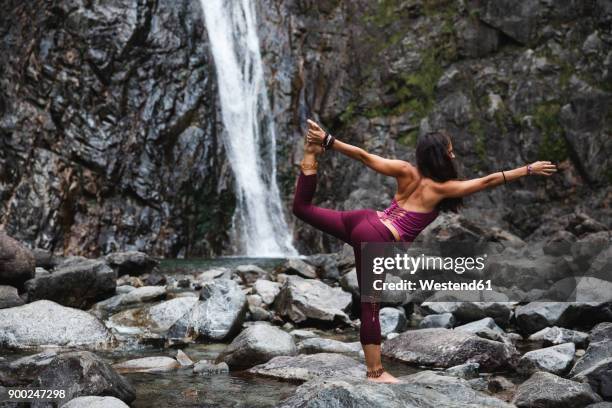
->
[306,119,412,178]
[433,162,557,198]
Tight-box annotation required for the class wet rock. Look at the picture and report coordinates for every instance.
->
[274,275,352,325]
[379,307,407,336]
[105,251,159,276]
[234,264,268,285]
[61,396,130,408]
[297,338,363,357]
[382,328,518,371]
[514,302,570,334]
[445,362,480,379]
[421,302,514,327]
[216,324,296,369]
[0,285,24,309]
[113,356,180,373]
[512,371,602,408]
[280,258,317,279]
[419,312,455,328]
[193,360,229,375]
[169,278,247,341]
[24,259,116,309]
[4,350,60,385]
[277,370,515,408]
[30,351,135,406]
[528,326,589,347]
[0,300,115,350]
[518,342,575,375]
[253,279,281,305]
[0,232,35,290]
[175,350,193,367]
[90,286,166,317]
[570,322,612,376]
[194,267,231,282]
[248,353,365,382]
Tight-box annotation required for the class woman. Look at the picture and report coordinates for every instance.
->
[292,119,557,383]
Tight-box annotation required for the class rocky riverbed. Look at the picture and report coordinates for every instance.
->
[1,212,611,407]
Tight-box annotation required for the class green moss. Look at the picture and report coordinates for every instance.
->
[533,102,569,162]
[397,129,419,147]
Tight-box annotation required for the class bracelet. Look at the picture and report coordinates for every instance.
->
[501,171,507,184]
[323,133,335,151]
[527,164,533,176]
[300,161,318,171]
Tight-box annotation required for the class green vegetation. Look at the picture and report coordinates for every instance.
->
[397,129,419,147]
[533,102,569,162]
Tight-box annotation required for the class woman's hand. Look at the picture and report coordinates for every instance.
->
[306,119,326,145]
[529,161,558,176]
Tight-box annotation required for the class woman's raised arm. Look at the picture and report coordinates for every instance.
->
[432,161,557,198]
[306,119,412,178]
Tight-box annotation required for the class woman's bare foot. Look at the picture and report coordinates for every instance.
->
[367,371,400,384]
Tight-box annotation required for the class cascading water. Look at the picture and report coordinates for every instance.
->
[200,0,297,257]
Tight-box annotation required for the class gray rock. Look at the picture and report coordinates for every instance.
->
[488,376,516,393]
[304,253,340,280]
[573,357,612,401]
[0,300,115,350]
[571,231,611,270]
[585,403,612,408]
[170,278,247,341]
[454,317,505,335]
[518,342,576,375]
[194,267,231,282]
[0,232,35,290]
[514,302,570,334]
[275,275,352,325]
[419,312,455,329]
[0,285,24,309]
[513,371,602,408]
[339,267,359,297]
[105,251,158,276]
[60,396,130,408]
[175,349,194,367]
[444,362,480,379]
[24,259,116,309]
[570,322,612,376]
[290,329,318,339]
[248,353,365,382]
[478,0,541,44]
[253,279,281,305]
[281,258,317,279]
[30,351,135,406]
[382,328,518,371]
[379,307,407,336]
[543,230,577,256]
[90,285,166,317]
[216,324,297,369]
[421,302,515,327]
[277,370,515,408]
[234,264,268,285]
[113,356,180,373]
[297,338,363,357]
[528,326,589,347]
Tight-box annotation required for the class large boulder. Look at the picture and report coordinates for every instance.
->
[277,370,515,408]
[30,351,135,406]
[421,302,515,327]
[570,322,612,376]
[253,279,281,305]
[512,371,602,408]
[573,358,612,401]
[216,324,297,369]
[528,326,589,347]
[379,307,407,336]
[24,259,116,309]
[0,232,35,290]
[419,312,455,329]
[382,328,518,371]
[105,251,159,276]
[275,275,352,325]
[514,302,570,334]
[0,300,115,350]
[248,353,365,382]
[0,285,24,309]
[112,356,180,373]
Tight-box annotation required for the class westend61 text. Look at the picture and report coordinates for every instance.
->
[372,279,493,291]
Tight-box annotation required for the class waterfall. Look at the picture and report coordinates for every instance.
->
[200,0,297,257]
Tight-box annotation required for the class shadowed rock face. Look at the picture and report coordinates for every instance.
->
[0,232,35,290]
[0,0,233,257]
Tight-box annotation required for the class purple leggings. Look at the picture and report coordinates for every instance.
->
[292,171,394,345]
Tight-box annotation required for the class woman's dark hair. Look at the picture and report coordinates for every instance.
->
[416,130,463,213]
